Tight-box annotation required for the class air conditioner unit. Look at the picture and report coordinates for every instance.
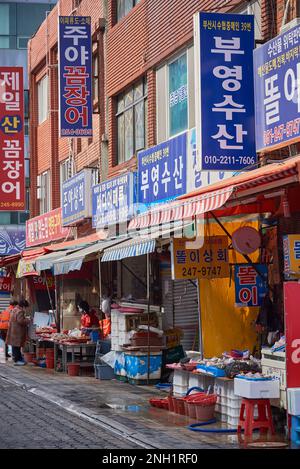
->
[280,17,300,34]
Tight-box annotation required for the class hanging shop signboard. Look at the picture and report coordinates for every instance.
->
[26,208,70,248]
[0,277,12,293]
[61,169,93,226]
[194,12,256,171]
[234,263,268,307]
[0,225,25,255]
[283,234,300,279]
[16,259,39,278]
[58,16,93,138]
[171,236,229,280]
[284,282,300,389]
[138,132,187,207]
[0,67,25,210]
[254,23,300,152]
[92,172,137,228]
[32,274,55,291]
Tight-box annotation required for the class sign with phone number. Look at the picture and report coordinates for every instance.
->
[171,236,229,280]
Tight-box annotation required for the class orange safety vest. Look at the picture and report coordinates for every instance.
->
[99,319,111,338]
[0,308,11,330]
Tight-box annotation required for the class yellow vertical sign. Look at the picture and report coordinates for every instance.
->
[171,236,229,280]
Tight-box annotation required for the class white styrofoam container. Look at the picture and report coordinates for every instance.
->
[227,415,239,427]
[188,373,206,391]
[261,348,285,369]
[287,388,300,415]
[234,377,280,399]
[173,369,189,386]
[173,383,188,397]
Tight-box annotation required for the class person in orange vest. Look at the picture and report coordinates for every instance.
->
[0,300,18,358]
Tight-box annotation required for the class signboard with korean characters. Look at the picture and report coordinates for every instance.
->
[0,277,12,293]
[194,12,256,170]
[92,172,137,228]
[58,16,92,137]
[283,234,300,279]
[0,67,25,210]
[254,23,300,152]
[62,169,93,226]
[234,263,268,307]
[138,132,187,207]
[284,282,300,389]
[171,236,229,280]
[26,208,70,248]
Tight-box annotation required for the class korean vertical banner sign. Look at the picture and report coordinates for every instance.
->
[254,25,300,152]
[194,13,256,171]
[58,16,92,137]
[0,67,25,210]
[234,264,268,307]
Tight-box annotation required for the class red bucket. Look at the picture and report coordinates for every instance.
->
[46,358,54,369]
[67,363,80,377]
[168,396,175,412]
[46,349,54,358]
[173,397,186,415]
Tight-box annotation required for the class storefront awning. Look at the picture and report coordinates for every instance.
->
[53,238,125,276]
[101,238,156,262]
[35,250,70,272]
[128,187,234,230]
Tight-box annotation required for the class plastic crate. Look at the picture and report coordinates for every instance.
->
[173,369,189,386]
[94,363,115,380]
[96,340,111,355]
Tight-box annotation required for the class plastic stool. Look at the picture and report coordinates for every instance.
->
[237,398,275,437]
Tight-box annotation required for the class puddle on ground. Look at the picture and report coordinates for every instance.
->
[106,404,143,412]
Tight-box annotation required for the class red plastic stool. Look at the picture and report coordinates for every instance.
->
[237,398,275,437]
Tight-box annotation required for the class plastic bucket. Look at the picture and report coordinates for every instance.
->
[173,397,186,415]
[195,403,216,421]
[46,349,54,358]
[23,352,35,363]
[67,363,80,377]
[46,358,54,369]
[168,396,175,412]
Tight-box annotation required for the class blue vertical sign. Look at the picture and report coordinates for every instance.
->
[92,172,137,228]
[58,16,92,137]
[138,132,187,207]
[195,12,256,171]
[62,169,92,226]
[254,24,300,152]
[234,264,268,307]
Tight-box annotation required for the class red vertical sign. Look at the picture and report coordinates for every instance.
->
[284,282,300,388]
[0,67,25,211]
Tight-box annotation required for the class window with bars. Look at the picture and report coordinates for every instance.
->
[60,159,74,188]
[116,78,147,164]
[116,0,141,23]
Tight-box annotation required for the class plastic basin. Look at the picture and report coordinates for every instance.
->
[173,397,186,415]
[23,352,36,363]
[46,358,54,369]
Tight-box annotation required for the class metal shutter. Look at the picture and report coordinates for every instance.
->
[0,293,11,311]
[173,279,200,351]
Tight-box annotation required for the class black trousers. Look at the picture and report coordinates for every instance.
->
[12,346,22,362]
[0,330,9,357]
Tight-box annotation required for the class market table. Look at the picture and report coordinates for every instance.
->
[53,342,96,373]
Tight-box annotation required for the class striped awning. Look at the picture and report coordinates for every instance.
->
[35,250,69,272]
[53,238,125,275]
[128,187,234,230]
[101,238,156,262]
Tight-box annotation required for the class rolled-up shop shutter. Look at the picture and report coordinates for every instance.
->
[173,279,200,351]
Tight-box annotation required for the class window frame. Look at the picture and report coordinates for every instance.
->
[116,78,147,165]
[92,51,99,111]
[167,51,189,139]
[37,74,48,125]
[39,170,51,215]
[116,0,141,24]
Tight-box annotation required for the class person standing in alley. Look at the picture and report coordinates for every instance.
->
[0,300,18,358]
[6,300,31,366]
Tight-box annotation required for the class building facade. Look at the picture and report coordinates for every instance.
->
[28,0,300,223]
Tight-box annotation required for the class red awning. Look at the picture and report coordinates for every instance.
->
[129,157,300,230]
[0,253,22,268]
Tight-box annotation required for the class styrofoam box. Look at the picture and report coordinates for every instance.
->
[234,377,280,399]
[287,388,300,415]
[173,369,189,386]
[188,373,206,390]
[261,348,285,369]
[173,384,188,397]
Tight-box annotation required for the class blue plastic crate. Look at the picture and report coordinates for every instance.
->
[94,363,115,380]
[96,340,111,355]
